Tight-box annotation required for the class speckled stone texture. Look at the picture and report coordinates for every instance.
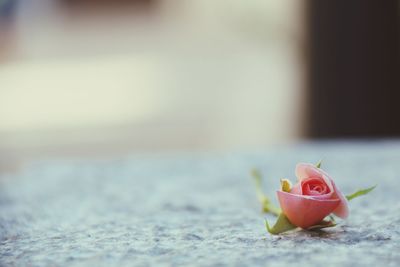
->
[1,142,400,266]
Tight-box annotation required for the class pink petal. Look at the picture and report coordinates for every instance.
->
[290,181,334,199]
[277,191,340,229]
[295,163,322,181]
[331,180,349,218]
[307,191,334,200]
[295,163,334,192]
[294,163,350,219]
[290,182,302,195]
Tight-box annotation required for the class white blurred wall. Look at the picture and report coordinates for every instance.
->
[0,0,305,153]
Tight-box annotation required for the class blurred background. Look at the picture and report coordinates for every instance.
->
[0,0,399,160]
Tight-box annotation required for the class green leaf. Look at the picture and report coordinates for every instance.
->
[251,168,281,216]
[266,213,297,235]
[315,159,322,168]
[346,185,377,201]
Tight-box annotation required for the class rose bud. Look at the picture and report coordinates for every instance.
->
[277,163,349,229]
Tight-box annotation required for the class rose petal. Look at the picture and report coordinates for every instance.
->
[307,191,334,200]
[277,191,340,229]
[290,182,302,195]
[293,163,350,219]
[295,163,334,192]
[291,182,334,200]
[295,163,322,180]
[302,177,330,195]
[331,180,349,218]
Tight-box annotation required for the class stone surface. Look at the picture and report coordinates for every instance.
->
[1,141,400,266]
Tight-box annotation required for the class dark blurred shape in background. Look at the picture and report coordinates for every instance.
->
[0,0,17,61]
[307,0,400,138]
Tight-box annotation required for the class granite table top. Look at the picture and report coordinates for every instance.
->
[1,141,399,266]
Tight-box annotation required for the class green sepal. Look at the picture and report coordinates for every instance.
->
[251,168,281,216]
[315,159,322,168]
[280,179,292,192]
[346,185,376,201]
[265,213,297,235]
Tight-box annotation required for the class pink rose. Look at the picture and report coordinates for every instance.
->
[277,163,349,229]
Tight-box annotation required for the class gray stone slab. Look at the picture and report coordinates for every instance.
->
[1,141,399,266]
